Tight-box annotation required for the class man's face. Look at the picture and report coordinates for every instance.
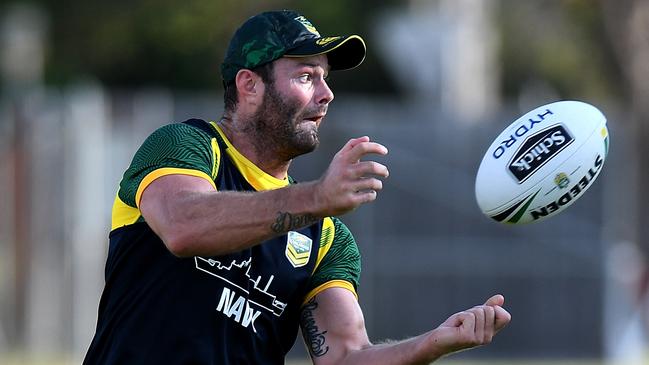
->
[251,55,334,159]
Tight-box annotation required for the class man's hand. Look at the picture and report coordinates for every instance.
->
[303,290,511,365]
[314,136,389,216]
[425,295,511,360]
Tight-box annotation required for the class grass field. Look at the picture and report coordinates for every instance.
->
[2,354,646,365]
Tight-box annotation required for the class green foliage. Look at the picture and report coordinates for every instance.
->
[26,0,398,92]
[4,0,622,99]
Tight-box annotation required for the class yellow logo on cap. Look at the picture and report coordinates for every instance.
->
[294,16,320,36]
[316,37,341,47]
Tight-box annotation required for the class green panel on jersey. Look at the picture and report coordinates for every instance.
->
[307,217,361,294]
[118,123,216,207]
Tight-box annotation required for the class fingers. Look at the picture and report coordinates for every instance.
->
[338,136,370,159]
[353,178,383,195]
[483,294,511,333]
[346,162,387,205]
[494,305,512,332]
[483,305,495,343]
[352,161,389,179]
[317,137,389,216]
[342,138,388,163]
[343,136,370,150]
[430,299,511,358]
[353,190,378,205]
[464,305,495,344]
[456,304,508,345]
[343,140,389,196]
[484,294,505,307]
[470,307,485,342]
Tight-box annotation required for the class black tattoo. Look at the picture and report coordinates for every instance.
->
[301,299,329,357]
[271,211,317,233]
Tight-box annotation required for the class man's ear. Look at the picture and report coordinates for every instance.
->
[235,69,262,105]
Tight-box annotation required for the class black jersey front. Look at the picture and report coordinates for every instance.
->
[84,120,361,364]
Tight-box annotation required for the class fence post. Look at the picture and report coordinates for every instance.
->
[63,83,110,361]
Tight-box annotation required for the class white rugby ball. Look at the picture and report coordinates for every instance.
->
[475,100,609,224]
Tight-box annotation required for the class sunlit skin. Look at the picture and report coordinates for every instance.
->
[218,55,334,179]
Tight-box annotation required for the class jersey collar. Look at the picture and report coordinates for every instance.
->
[211,122,290,191]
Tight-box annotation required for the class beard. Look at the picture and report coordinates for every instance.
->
[246,83,324,161]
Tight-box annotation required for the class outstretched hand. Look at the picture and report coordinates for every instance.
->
[314,136,389,216]
[426,295,511,360]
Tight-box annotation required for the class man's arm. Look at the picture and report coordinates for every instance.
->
[139,136,389,257]
[300,288,511,365]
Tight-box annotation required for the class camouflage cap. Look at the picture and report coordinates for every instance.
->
[221,10,366,84]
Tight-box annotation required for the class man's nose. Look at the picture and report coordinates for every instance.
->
[316,79,334,105]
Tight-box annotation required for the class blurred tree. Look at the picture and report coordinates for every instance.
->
[0,0,628,99]
[3,0,624,100]
[25,0,399,93]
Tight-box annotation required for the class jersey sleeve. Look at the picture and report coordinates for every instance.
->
[302,217,361,305]
[118,122,218,208]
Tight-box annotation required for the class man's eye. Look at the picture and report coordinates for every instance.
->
[298,74,312,83]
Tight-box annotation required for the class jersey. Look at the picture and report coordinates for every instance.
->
[84,119,361,365]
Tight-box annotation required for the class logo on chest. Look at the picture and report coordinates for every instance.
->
[285,231,312,268]
[195,257,288,333]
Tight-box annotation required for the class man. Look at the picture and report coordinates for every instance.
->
[84,10,511,364]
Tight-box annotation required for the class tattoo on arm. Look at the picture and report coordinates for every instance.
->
[301,298,330,358]
[271,211,317,233]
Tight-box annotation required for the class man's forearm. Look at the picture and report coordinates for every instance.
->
[149,181,323,257]
[142,137,389,258]
[337,332,441,365]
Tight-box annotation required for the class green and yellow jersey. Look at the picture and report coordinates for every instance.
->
[84,119,361,365]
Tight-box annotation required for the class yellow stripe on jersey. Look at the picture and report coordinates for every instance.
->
[211,122,289,191]
[135,167,216,207]
[302,280,358,306]
[313,217,335,274]
[210,137,220,180]
[111,191,142,230]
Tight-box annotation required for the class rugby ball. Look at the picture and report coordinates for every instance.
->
[475,100,609,224]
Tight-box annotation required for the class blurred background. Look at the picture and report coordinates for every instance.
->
[1,0,648,364]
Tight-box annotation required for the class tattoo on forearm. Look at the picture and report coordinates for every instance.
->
[301,299,329,357]
[271,211,317,233]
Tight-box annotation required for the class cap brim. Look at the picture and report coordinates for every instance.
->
[284,35,366,71]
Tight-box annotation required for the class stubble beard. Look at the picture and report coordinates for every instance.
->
[246,83,323,161]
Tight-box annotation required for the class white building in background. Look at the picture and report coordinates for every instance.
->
[374,0,500,122]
